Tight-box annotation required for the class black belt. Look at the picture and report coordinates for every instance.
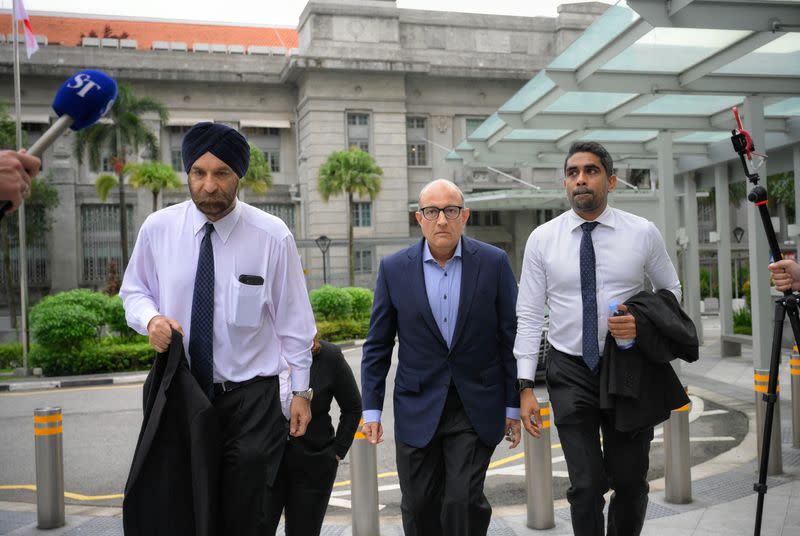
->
[213,375,274,396]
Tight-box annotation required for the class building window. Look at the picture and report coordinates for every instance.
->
[81,204,135,284]
[0,205,49,289]
[101,150,115,173]
[251,203,295,232]
[347,113,370,153]
[264,150,281,173]
[168,126,189,172]
[352,202,371,227]
[406,116,428,167]
[242,127,281,173]
[466,117,487,137]
[354,247,373,275]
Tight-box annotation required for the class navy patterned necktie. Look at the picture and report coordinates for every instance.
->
[189,222,215,400]
[580,221,600,373]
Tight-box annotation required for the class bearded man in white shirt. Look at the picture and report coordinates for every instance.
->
[514,141,681,536]
[120,122,316,535]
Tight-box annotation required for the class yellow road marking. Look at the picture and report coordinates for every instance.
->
[0,383,143,397]
[0,485,124,501]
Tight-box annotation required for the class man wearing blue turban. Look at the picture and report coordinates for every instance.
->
[121,122,317,535]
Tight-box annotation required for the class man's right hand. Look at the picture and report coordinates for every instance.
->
[363,421,383,445]
[769,259,800,293]
[520,388,542,438]
[0,150,40,214]
[147,315,184,353]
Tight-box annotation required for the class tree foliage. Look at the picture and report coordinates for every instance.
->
[240,144,273,194]
[126,160,181,211]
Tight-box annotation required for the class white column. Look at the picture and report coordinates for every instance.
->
[657,131,679,267]
[744,96,772,370]
[684,173,703,345]
[715,164,734,343]
[794,146,800,232]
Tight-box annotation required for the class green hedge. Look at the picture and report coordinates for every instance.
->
[30,340,154,376]
[310,285,374,322]
[343,287,373,320]
[733,307,752,335]
[0,343,22,369]
[316,318,370,342]
[106,295,137,338]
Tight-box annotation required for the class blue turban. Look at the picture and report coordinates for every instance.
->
[182,122,250,178]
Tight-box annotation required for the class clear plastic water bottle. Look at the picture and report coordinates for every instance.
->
[608,300,635,349]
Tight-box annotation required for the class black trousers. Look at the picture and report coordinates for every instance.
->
[263,438,339,536]
[213,376,287,536]
[547,350,653,536]
[396,386,495,536]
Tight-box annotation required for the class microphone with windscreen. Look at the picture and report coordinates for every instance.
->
[0,70,117,218]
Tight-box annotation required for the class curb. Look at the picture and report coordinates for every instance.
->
[0,374,148,393]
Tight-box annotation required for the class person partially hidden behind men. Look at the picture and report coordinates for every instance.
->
[361,179,520,536]
[120,122,316,535]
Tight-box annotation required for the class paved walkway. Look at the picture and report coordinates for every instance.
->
[2,317,799,535]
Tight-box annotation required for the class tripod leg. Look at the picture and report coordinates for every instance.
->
[753,301,787,536]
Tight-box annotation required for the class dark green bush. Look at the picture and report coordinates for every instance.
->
[343,287,374,320]
[106,295,136,338]
[310,285,353,321]
[733,307,752,335]
[29,303,100,349]
[0,343,22,369]
[30,341,154,376]
[316,318,370,342]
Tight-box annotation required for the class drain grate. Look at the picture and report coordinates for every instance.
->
[63,517,123,535]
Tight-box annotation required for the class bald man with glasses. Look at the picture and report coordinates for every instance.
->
[361,179,520,536]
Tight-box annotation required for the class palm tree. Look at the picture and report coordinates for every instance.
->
[126,161,181,212]
[238,144,273,200]
[318,147,383,286]
[74,82,168,270]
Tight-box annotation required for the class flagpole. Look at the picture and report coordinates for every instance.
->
[11,0,30,373]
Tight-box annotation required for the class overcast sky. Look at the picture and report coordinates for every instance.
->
[4,0,614,27]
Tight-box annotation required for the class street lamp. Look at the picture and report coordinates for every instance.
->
[315,235,332,285]
[733,226,744,299]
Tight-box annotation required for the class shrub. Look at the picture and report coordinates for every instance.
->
[0,343,22,369]
[310,285,353,321]
[343,287,373,320]
[316,318,370,342]
[29,303,100,349]
[733,307,752,335]
[106,295,136,338]
[30,340,154,376]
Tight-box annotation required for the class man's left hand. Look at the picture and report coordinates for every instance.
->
[505,418,521,449]
[607,303,636,340]
[289,396,311,437]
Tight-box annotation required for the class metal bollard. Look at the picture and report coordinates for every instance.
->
[525,399,554,530]
[754,369,783,475]
[791,346,800,449]
[664,393,692,504]
[34,407,65,529]
[350,419,379,536]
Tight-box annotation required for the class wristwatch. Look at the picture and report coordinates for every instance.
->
[517,379,535,392]
[292,388,314,401]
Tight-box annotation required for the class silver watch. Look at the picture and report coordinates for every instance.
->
[292,388,314,401]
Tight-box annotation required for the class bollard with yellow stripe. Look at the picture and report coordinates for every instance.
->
[524,398,554,530]
[754,369,782,476]
[350,417,379,536]
[664,387,691,504]
[33,407,65,529]
[791,346,800,449]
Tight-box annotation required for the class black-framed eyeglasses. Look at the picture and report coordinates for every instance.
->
[419,205,464,221]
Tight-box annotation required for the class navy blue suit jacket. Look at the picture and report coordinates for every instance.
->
[361,236,519,448]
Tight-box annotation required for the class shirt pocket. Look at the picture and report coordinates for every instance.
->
[229,275,263,328]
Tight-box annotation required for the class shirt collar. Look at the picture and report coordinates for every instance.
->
[423,238,462,264]
[191,199,241,244]
[567,204,615,232]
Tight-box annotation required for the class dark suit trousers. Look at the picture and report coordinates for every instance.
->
[547,349,653,536]
[263,438,339,536]
[213,376,287,536]
[396,386,495,536]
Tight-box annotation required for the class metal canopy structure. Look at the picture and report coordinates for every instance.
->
[450,0,800,173]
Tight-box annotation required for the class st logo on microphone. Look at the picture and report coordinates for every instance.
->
[66,73,103,98]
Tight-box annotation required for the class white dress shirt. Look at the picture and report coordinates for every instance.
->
[514,206,681,380]
[120,200,316,391]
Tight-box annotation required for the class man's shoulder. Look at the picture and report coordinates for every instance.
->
[528,210,570,240]
[609,207,655,233]
[381,241,420,268]
[464,236,506,260]
[237,202,292,241]
[141,200,191,232]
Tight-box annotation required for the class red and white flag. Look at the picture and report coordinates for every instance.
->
[14,0,39,59]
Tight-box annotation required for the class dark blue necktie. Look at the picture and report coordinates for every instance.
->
[189,222,215,400]
[580,221,600,373]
